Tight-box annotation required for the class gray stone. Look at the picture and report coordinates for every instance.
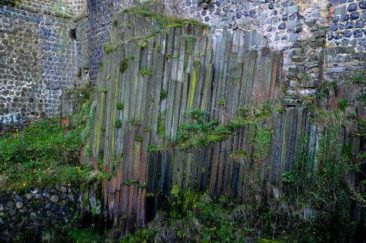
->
[14,194,22,202]
[355,20,364,28]
[8,209,16,217]
[335,6,346,16]
[19,207,27,213]
[341,14,350,21]
[330,23,338,31]
[353,29,363,38]
[287,5,298,15]
[6,201,15,209]
[343,30,352,37]
[50,195,59,203]
[346,21,354,29]
[278,22,286,29]
[289,34,299,41]
[16,201,23,209]
[360,1,366,9]
[350,12,359,20]
[347,3,358,12]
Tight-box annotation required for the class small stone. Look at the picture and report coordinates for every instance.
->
[335,33,343,40]
[278,22,286,29]
[335,6,346,16]
[332,16,340,22]
[14,194,22,202]
[330,23,338,31]
[347,3,357,12]
[350,12,359,20]
[355,20,364,28]
[25,193,32,200]
[343,30,352,37]
[353,29,363,38]
[341,38,350,46]
[289,34,299,41]
[8,209,16,217]
[201,2,209,9]
[359,1,366,9]
[0,205,4,211]
[268,3,274,9]
[50,195,59,203]
[341,14,350,21]
[16,201,23,209]
[19,207,27,213]
[287,5,298,15]
[346,21,354,28]
[6,201,14,209]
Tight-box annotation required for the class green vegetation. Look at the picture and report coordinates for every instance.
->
[338,98,349,111]
[103,43,117,55]
[281,107,366,241]
[0,0,22,7]
[124,3,207,31]
[68,228,103,243]
[116,102,125,110]
[140,67,153,76]
[157,112,166,138]
[315,81,337,101]
[0,89,107,192]
[119,58,129,73]
[122,188,294,242]
[349,70,366,84]
[160,89,168,100]
[217,97,226,106]
[114,119,123,129]
[253,125,273,162]
[124,107,366,242]
[157,102,274,150]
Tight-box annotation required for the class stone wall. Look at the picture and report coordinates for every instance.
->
[1,0,364,128]
[0,1,89,128]
[86,0,136,81]
[5,0,87,18]
[324,0,366,81]
[85,0,365,98]
[0,187,80,242]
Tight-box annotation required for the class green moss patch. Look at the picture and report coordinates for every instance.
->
[0,93,107,192]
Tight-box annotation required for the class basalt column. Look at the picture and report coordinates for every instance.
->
[89,6,295,233]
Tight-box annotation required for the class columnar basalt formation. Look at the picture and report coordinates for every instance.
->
[86,4,365,235]
[0,0,365,239]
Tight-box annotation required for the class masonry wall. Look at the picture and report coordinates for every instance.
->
[0,1,89,128]
[0,186,81,242]
[1,0,365,128]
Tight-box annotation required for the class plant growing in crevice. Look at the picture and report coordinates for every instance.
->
[140,67,153,76]
[119,58,129,73]
[160,89,168,100]
[116,102,124,110]
[114,119,122,129]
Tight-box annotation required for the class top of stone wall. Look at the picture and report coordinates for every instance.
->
[1,0,87,18]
